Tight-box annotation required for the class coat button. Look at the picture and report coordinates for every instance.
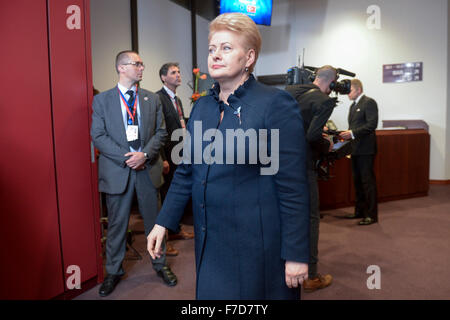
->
[201,180,206,185]
[201,203,205,208]
[202,227,206,232]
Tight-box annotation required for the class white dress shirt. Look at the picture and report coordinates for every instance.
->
[350,94,365,139]
[117,82,141,152]
[163,85,179,112]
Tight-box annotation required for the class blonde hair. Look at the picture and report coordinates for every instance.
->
[209,13,262,73]
[351,79,364,92]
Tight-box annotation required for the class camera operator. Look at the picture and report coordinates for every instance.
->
[285,65,337,292]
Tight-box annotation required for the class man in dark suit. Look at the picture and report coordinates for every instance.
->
[156,63,194,246]
[91,50,177,297]
[339,79,379,225]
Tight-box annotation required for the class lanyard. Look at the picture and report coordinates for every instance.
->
[118,85,138,125]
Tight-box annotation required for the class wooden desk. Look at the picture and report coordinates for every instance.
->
[318,129,430,210]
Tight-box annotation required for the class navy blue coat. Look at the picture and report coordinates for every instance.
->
[156,75,310,300]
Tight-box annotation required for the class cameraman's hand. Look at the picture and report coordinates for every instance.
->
[328,139,334,153]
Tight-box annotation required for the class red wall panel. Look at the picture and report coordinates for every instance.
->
[0,0,65,299]
[47,0,101,287]
[0,0,101,299]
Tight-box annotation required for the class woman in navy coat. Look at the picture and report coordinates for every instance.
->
[148,12,310,300]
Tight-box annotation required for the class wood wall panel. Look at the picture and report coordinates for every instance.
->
[319,129,430,210]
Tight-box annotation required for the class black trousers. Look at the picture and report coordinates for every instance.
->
[351,154,378,220]
[307,168,320,278]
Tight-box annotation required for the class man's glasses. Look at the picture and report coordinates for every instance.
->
[123,61,145,68]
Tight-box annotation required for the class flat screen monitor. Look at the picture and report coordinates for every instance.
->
[219,0,273,26]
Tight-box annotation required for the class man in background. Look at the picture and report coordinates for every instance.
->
[157,63,194,254]
[91,51,177,297]
[339,79,379,226]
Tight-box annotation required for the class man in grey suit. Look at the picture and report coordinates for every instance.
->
[91,50,177,297]
[339,79,379,226]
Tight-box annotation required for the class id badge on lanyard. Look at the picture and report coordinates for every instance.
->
[119,86,139,141]
[126,125,139,141]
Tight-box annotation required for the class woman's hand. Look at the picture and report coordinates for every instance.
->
[285,261,308,288]
[163,160,170,175]
[147,224,167,259]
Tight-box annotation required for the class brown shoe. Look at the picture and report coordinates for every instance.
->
[165,243,179,256]
[168,230,194,241]
[303,274,333,292]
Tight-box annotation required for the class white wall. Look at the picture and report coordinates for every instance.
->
[91,0,207,116]
[138,0,202,116]
[90,0,450,179]
[256,0,449,180]
[196,14,211,78]
[90,0,131,92]
[447,1,450,179]
[137,0,191,107]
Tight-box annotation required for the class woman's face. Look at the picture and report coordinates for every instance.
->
[208,30,254,83]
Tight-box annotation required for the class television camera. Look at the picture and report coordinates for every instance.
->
[286,65,355,95]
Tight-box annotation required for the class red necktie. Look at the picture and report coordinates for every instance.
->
[174,97,185,128]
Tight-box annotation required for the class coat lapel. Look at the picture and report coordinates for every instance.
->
[110,87,128,147]
[161,88,182,127]
[349,95,364,123]
[348,102,356,123]
[138,90,150,144]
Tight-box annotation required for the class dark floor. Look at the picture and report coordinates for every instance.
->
[76,184,450,300]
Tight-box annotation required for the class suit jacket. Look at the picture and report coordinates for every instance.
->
[90,86,168,194]
[156,88,186,166]
[348,95,378,155]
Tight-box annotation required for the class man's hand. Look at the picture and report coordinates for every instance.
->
[135,163,147,171]
[321,133,334,153]
[147,224,167,259]
[339,130,353,141]
[285,261,308,288]
[163,160,170,175]
[327,138,334,153]
[124,152,146,170]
